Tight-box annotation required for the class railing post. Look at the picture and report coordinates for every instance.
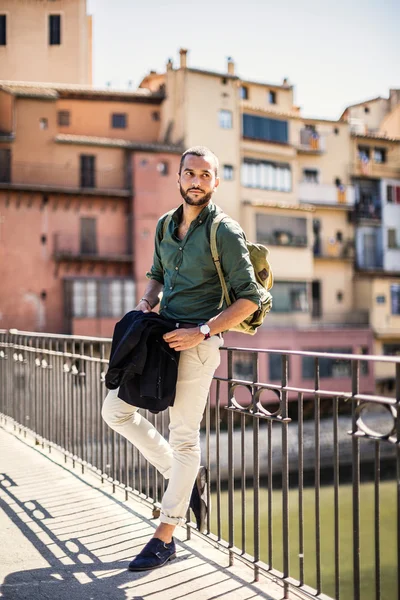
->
[227,349,234,567]
[352,360,361,600]
[281,354,290,599]
[396,363,400,600]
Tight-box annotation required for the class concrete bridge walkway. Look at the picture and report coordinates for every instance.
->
[0,422,293,600]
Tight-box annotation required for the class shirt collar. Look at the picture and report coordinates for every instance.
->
[171,201,216,225]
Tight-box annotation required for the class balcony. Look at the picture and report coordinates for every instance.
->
[54,233,132,262]
[259,231,308,247]
[355,200,382,223]
[310,308,369,327]
[351,158,400,179]
[0,161,130,197]
[299,182,355,207]
[313,237,354,260]
[297,128,326,153]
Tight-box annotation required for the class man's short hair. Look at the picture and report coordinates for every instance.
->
[179,146,219,177]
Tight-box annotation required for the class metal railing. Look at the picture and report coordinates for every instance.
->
[0,161,129,194]
[53,233,132,260]
[0,329,399,600]
[313,238,354,260]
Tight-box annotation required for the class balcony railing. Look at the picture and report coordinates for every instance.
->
[310,309,369,327]
[1,329,399,600]
[355,201,382,221]
[259,232,308,247]
[351,160,400,178]
[313,238,354,259]
[53,233,132,261]
[299,182,355,207]
[0,161,130,195]
[298,129,326,153]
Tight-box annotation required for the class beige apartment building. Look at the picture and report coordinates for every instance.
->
[339,94,400,391]
[0,0,92,84]
[139,50,400,393]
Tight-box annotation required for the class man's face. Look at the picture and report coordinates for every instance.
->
[177,154,219,207]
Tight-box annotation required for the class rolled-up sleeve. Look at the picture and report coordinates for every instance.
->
[145,219,164,284]
[217,221,261,307]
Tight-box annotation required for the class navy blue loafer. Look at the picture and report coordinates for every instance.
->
[189,466,208,533]
[128,537,176,571]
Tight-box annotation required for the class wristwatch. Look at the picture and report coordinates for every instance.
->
[199,323,211,340]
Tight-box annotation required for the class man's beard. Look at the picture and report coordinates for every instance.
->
[179,184,214,207]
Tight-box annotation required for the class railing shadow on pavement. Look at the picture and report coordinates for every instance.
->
[0,434,277,600]
[0,328,399,600]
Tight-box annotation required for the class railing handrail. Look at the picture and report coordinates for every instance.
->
[2,328,400,363]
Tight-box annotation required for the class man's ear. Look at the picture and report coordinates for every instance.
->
[214,176,220,190]
[176,172,180,187]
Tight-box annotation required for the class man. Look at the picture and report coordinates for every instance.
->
[102,146,261,571]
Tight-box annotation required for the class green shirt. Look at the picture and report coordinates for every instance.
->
[146,202,261,324]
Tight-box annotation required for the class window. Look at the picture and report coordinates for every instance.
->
[0,148,11,183]
[387,185,400,204]
[0,15,6,46]
[80,155,96,188]
[157,161,169,176]
[358,146,370,160]
[269,354,290,381]
[256,214,307,247]
[364,106,370,113]
[239,86,249,100]
[57,111,70,127]
[268,90,276,105]
[112,113,127,129]
[223,165,234,180]
[39,118,48,130]
[232,351,254,381]
[383,343,400,356]
[242,159,291,191]
[388,229,398,248]
[49,15,61,45]
[373,148,386,163]
[303,168,319,184]
[152,111,160,122]
[391,284,400,315]
[71,279,135,318]
[271,282,309,313]
[336,231,343,242]
[80,217,97,255]
[334,127,339,135]
[219,110,232,129]
[243,114,288,144]
[302,348,352,379]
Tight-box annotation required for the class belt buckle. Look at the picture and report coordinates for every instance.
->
[175,322,180,329]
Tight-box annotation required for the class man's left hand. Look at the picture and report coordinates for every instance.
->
[163,327,203,351]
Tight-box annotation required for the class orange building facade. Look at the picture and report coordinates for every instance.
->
[0,83,182,337]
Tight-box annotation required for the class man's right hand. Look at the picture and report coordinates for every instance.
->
[135,299,152,313]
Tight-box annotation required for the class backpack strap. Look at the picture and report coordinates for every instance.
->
[210,213,232,309]
[162,211,174,239]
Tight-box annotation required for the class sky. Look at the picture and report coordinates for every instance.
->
[87,0,400,121]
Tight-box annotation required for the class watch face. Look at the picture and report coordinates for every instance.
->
[200,324,211,335]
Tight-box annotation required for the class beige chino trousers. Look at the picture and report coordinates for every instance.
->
[102,335,223,526]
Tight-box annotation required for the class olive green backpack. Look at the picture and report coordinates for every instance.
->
[162,211,273,335]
